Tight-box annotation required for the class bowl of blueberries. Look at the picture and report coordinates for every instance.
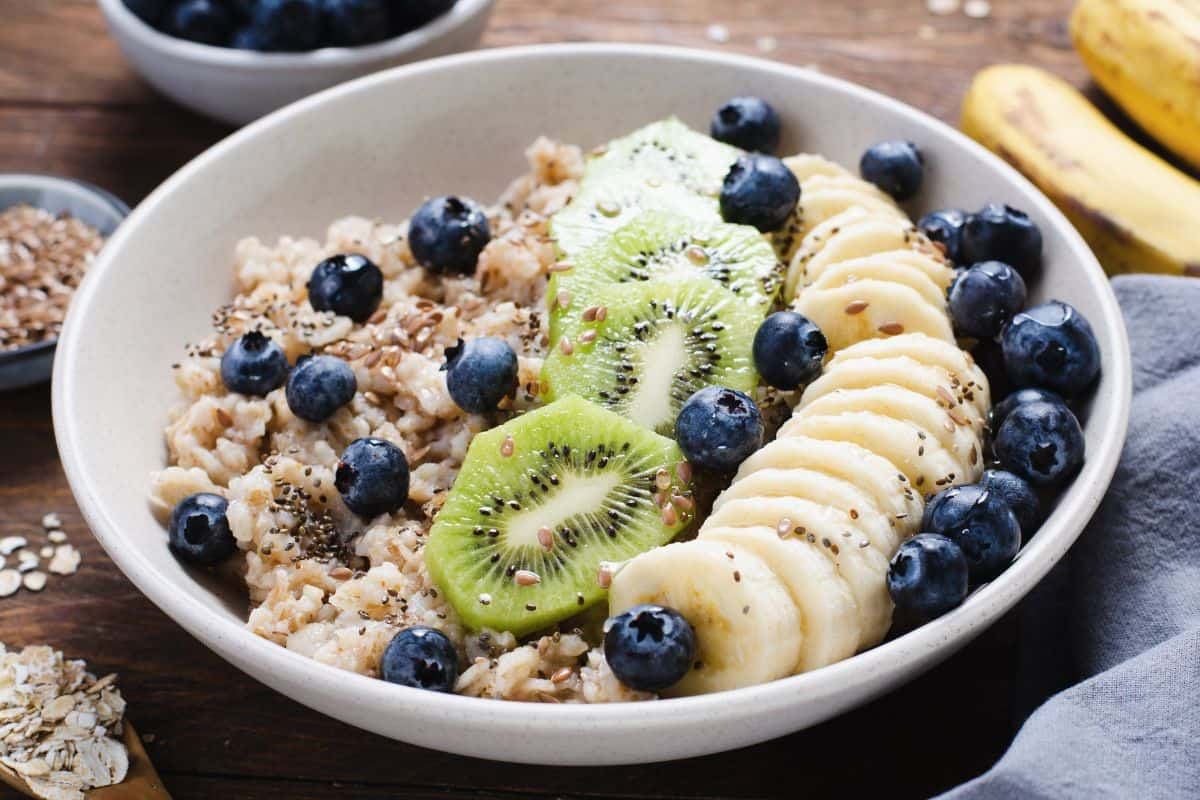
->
[98,0,496,125]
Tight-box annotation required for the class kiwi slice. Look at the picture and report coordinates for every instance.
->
[548,211,782,340]
[541,278,759,436]
[425,395,693,637]
[550,118,741,255]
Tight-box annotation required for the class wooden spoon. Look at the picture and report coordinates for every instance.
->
[0,721,170,799]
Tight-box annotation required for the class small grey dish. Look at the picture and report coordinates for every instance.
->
[0,174,129,391]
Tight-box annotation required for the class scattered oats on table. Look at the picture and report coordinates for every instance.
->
[0,644,129,800]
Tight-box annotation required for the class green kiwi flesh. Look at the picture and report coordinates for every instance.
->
[424,395,693,636]
[540,278,759,436]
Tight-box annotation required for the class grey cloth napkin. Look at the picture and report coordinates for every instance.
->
[943,275,1200,799]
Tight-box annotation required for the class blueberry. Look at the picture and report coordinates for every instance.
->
[321,0,390,45]
[253,0,322,50]
[335,437,410,518]
[887,533,969,619]
[441,337,518,414]
[408,196,491,275]
[675,386,764,473]
[971,337,1012,402]
[752,311,827,390]
[604,604,696,693]
[918,208,967,264]
[164,0,234,45]
[989,386,1066,432]
[960,204,1042,278]
[387,0,456,34]
[220,331,290,396]
[124,0,167,26]
[168,493,237,565]
[994,400,1085,487]
[1001,301,1100,399]
[948,260,1027,340]
[286,354,357,421]
[380,627,458,692]
[859,140,924,201]
[710,97,782,153]
[979,469,1040,535]
[231,25,268,49]
[922,484,1021,582]
[719,154,800,233]
[228,0,259,21]
[307,253,383,322]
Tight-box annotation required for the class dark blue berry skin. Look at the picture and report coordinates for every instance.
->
[335,438,410,518]
[918,208,967,264]
[380,627,458,692]
[752,311,827,390]
[408,196,491,275]
[1001,301,1101,400]
[719,154,801,233]
[286,355,357,422]
[253,0,323,50]
[231,25,268,49]
[220,331,290,396]
[164,0,234,45]
[307,253,384,322]
[859,140,924,201]
[168,493,237,565]
[674,386,764,473]
[948,260,1027,340]
[388,0,456,34]
[922,484,1022,583]
[124,0,167,25]
[979,469,1040,535]
[441,337,518,414]
[990,386,1066,432]
[887,534,969,619]
[960,204,1042,278]
[710,97,782,154]
[604,604,696,693]
[994,400,1086,488]
[971,337,1012,403]
[321,0,390,45]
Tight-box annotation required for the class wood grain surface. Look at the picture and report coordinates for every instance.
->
[0,1,1083,797]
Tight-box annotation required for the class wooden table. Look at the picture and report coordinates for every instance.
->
[0,2,1086,797]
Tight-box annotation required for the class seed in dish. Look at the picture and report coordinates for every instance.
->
[152,98,1099,702]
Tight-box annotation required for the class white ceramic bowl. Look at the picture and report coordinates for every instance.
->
[53,44,1131,765]
[97,0,495,125]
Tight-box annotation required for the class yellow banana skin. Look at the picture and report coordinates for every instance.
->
[960,64,1200,276]
[1071,0,1200,173]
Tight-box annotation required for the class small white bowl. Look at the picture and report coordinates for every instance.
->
[97,0,496,125]
[53,44,1131,765]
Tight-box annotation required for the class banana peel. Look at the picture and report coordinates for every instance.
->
[1071,0,1200,174]
[961,64,1200,276]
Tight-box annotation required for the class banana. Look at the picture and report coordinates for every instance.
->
[1071,0,1200,173]
[961,64,1200,276]
[807,255,950,309]
[829,333,990,396]
[699,525,861,671]
[783,153,855,182]
[794,278,954,352]
[607,539,804,696]
[703,496,894,646]
[734,436,924,535]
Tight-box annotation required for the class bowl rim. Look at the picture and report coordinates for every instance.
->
[96,0,494,68]
[53,42,1132,737]
[0,173,129,368]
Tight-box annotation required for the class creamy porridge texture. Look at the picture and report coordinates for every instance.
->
[152,106,1094,701]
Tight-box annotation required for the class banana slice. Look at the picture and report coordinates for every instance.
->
[711,466,900,554]
[799,355,988,431]
[797,180,904,239]
[699,525,861,671]
[807,256,950,309]
[794,279,954,352]
[829,334,992,411]
[791,215,952,289]
[703,496,893,646]
[782,411,966,493]
[735,435,924,536]
[783,153,856,183]
[608,539,804,696]
[793,387,982,481]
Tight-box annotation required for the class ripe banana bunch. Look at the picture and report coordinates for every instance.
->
[1071,0,1200,174]
[609,172,990,695]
